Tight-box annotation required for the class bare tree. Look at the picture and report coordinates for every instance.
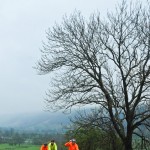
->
[36,1,150,150]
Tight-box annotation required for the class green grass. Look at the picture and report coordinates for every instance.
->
[0,144,40,150]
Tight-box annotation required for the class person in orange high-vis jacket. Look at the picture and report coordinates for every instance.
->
[40,143,48,150]
[64,139,79,150]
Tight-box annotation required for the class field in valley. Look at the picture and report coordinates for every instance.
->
[0,144,39,150]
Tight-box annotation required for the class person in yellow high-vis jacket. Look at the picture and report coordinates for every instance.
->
[48,140,57,150]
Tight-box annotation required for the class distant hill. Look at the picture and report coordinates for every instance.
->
[0,111,73,133]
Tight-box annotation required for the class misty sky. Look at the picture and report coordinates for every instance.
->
[0,0,142,115]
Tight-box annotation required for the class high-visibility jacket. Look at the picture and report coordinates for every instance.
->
[65,141,79,150]
[40,145,48,150]
[48,142,57,150]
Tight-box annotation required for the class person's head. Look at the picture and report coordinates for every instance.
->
[71,139,76,144]
[44,143,47,147]
[51,139,55,145]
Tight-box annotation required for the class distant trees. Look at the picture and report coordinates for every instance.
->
[36,0,150,150]
[0,128,59,146]
[0,129,24,146]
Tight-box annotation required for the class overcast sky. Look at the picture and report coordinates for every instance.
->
[0,0,143,115]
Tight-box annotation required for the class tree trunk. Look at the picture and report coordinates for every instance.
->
[124,135,133,150]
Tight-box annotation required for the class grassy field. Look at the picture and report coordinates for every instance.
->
[0,144,40,150]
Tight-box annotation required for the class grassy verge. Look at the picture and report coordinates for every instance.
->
[0,144,40,150]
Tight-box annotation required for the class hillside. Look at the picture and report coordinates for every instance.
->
[0,111,72,132]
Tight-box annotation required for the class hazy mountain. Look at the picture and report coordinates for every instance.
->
[0,111,72,132]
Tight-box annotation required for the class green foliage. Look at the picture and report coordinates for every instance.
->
[65,127,123,150]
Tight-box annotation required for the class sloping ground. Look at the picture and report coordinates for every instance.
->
[0,111,72,132]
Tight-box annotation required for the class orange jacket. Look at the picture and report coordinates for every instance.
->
[40,145,48,150]
[65,141,79,150]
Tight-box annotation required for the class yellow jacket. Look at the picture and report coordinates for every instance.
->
[48,142,57,150]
